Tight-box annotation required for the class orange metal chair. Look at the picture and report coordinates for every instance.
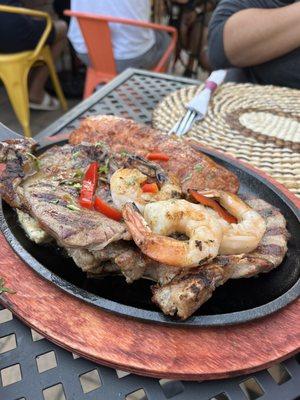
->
[64,10,177,99]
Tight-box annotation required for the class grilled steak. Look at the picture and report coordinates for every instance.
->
[21,175,129,250]
[68,115,239,194]
[0,141,130,258]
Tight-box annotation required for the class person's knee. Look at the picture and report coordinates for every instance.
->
[53,20,68,41]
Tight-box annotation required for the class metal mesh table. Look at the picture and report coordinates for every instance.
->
[0,69,299,400]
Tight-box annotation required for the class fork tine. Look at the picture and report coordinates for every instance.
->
[167,117,182,135]
[177,110,196,136]
[176,110,193,136]
[168,109,197,136]
[177,110,192,135]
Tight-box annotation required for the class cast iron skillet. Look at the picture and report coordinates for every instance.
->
[0,131,299,326]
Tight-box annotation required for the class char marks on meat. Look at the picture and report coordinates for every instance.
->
[68,115,239,194]
[152,257,233,320]
[0,133,289,321]
[21,175,129,250]
[229,197,289,278]
[1,140,130,261]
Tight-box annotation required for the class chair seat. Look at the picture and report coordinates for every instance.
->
[0,4,68,137]
[0,50,36,63]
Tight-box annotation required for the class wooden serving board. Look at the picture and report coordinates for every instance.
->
[0,155,299,381]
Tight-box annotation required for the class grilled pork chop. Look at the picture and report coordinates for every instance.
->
[68,115,239,194]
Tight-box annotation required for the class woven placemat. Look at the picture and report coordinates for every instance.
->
[153,83,300,197]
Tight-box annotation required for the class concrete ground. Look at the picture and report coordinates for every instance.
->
[0,85,80,137]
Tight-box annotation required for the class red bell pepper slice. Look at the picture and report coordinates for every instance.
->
[79,162,98,209]
[146,152,170,162]
[190,190,237,224]
[141,182,159,193]
[94,197,122,221]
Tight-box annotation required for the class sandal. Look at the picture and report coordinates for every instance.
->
[29,93,60,111]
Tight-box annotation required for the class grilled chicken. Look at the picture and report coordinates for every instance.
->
[68,115,239,194]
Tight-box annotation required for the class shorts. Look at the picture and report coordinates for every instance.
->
[77,30,171,74]
[114,30,171,74]
[0,9,56,53]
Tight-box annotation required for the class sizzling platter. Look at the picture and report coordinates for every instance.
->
[0,116,299,326]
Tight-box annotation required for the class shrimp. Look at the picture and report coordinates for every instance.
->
[197,190,266,255]
[123,200,223,268]
[110,168,181,213]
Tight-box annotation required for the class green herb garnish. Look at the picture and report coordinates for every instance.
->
[49,199,59,204]
[0,278,15,295]
[120,150,129,157]
[72,151,80,159]
[72,183,82,189]
[26,152,40,171]
[194,163,203,172]
[98,157,110,175]
[98,165,109,175]
[74,170,84,179]
[66,204,80,211]
[95,141,105,147]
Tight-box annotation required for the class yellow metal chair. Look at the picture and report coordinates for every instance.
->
[0,5,68,137]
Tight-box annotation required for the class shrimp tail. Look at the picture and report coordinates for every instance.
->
[122,202,152,242]
[123,202,168,263]
[123,201,202,268]
[197,189,250,218]
[196,189,220,198]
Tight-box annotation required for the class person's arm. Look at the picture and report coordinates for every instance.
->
[208,0,300,69]
[224,2,300,67]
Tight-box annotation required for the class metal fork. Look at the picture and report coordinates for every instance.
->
[168,70,227,136]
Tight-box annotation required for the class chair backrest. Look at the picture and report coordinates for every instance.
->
[66,11,117,75]
[65,11,178,75]
[0,5,51,59]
